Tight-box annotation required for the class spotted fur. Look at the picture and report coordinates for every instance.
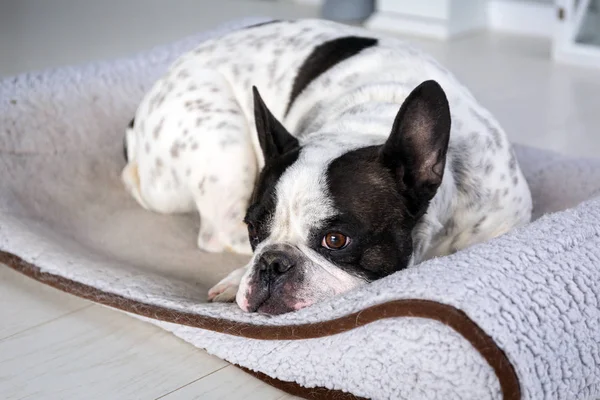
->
[122,20,532,314]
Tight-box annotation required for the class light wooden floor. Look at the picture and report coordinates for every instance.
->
[0,267,297,400]
[2,0,600,399]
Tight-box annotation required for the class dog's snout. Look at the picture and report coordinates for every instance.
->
[259,250,295,276]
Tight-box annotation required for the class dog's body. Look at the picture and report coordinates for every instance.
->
[122,20,532,314]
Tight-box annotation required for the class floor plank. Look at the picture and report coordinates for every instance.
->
[0,265,90,340]
[0,305,228,400]
[159,365,296,400]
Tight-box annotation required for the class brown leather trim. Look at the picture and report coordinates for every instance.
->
[239,366,366,400]
[1,250,520,399]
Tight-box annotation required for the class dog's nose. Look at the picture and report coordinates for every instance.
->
[258,250,295,276]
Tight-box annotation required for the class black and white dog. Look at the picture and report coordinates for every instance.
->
[122,20,532,315]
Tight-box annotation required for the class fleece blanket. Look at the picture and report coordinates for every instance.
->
[2,18,600,400]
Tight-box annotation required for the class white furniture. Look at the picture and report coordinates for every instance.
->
[365,0,600,69]
[365,0,488,39]
[553,0,600,68]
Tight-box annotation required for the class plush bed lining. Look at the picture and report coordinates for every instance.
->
[0,250,520,399]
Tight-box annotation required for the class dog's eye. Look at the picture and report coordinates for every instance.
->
[322,232,350,250]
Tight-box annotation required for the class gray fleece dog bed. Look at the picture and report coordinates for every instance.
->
[2,18,600,400]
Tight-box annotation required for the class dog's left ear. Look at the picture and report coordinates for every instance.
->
[253,86,299,164]
[380,80,451,213]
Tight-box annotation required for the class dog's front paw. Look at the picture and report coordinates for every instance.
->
[208,281,239,302]
[207,266,247,302]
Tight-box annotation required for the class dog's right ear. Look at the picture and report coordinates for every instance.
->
[253,86,299,164]
[379,80,451,215]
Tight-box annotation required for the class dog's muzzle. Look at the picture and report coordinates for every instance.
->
[240,244,307,314]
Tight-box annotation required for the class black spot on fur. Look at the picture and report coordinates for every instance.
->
[232,64,240,78]
[451,153,469,194]
[470,108,502,148]
[153,118,164,139]
[198,177,206,195]
[444,218,456,236]
[123,118,134,161]
[285,36,378,115]
[472,216,486,235]
[508,149,518,174]
[484,161,494,176]
[450,140,485,209]
[474,216,486,229]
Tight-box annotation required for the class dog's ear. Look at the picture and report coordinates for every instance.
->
[380,80,451,212]
[253,86,299,164]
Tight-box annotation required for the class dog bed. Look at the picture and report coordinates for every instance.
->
[2,18,600,400]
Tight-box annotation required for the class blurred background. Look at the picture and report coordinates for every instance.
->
[1,0,598,157]
[1,0,599,77]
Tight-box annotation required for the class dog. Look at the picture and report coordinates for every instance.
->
[122,19,532,315]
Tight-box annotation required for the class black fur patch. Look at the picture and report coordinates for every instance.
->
[285,36,378,115]
[241,20,283,30]
[123,137,128,162]
[320,146,416,281]
[245,148,301,250]
[123,118,134,161]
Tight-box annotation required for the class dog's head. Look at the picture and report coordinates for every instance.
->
[237,80,451,314]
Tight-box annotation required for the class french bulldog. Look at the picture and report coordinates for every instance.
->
[122,19,532,315]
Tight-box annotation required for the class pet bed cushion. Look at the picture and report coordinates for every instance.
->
[2,18,600,400]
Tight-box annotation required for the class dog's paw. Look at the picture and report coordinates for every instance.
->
[208,281,238,302]
[207,267,247,303]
